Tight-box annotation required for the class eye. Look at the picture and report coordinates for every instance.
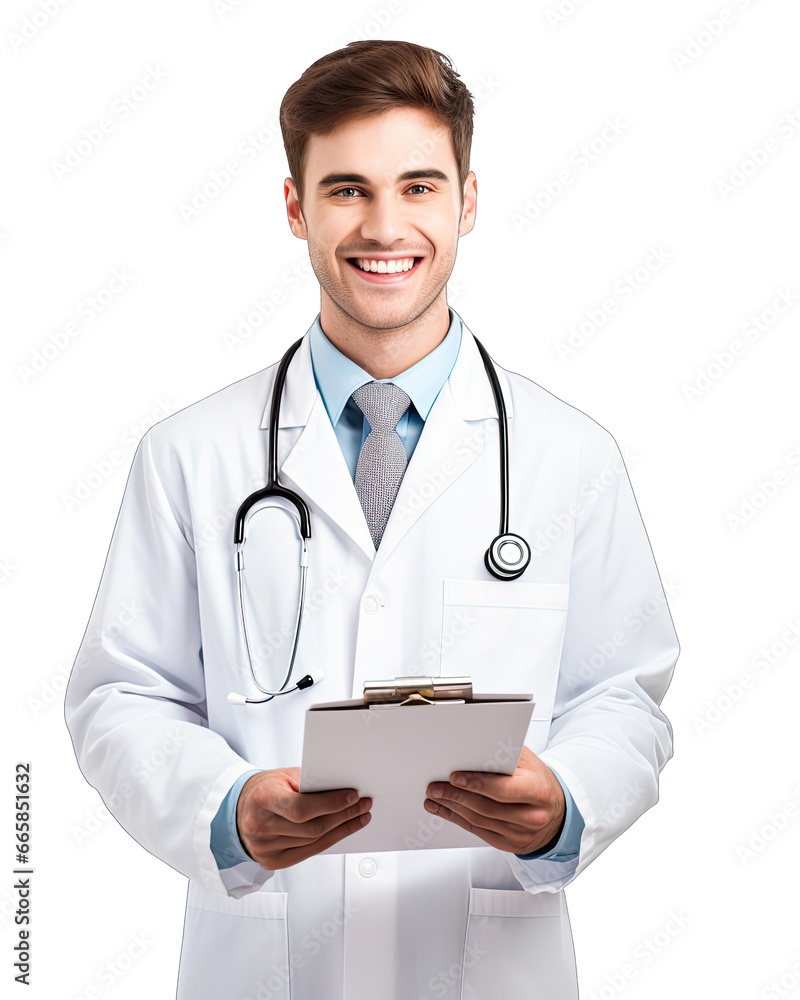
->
[332,187,362,198]
[408,184,432,195]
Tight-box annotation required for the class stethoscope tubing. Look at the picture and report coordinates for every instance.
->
[230,331,528,704]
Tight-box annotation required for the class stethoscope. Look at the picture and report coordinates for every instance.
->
[227,335,531,705]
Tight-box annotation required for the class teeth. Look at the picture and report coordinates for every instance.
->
[354,257,416,273]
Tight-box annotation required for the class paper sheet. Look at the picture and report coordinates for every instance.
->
[299,695,534,853]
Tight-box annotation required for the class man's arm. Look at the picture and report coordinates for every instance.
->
[427,431,677,892]
[66,426,372,897]
[513,432,678,891]
[64,428,264,898]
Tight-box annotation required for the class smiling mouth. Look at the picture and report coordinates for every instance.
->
[345,256,424,281]
[348,256,421,273]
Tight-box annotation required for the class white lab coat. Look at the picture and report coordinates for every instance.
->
[65,318,678,1000]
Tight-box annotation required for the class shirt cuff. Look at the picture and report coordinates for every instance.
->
[514,766,585,862]
[209,768,263,870]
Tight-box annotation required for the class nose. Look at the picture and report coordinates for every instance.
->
[358,189,410,247]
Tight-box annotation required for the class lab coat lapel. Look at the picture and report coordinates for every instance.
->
[372,322,515,574]
[259,334,376,561]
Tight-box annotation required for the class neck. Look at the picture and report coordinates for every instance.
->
[318,296,451,379]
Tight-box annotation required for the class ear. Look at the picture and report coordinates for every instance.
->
[285,177,308,240]
[458,170,477,237]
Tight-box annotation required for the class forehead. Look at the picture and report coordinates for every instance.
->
[304,106,457,181]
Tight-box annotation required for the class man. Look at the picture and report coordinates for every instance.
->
[65,39,679,1000]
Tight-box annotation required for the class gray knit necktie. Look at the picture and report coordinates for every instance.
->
[351,381,412,548]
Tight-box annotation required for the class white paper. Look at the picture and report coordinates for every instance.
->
[299,695,534,853]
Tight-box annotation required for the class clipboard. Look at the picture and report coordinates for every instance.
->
[299,677,534,854]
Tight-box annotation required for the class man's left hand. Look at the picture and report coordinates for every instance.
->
[424,746,566,855]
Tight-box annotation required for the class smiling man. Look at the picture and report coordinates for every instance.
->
[65,39,679,1000]
[294,105,466,374]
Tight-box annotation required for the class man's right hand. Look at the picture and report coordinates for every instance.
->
[236,767,372,870]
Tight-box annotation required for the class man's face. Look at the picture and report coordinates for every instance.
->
[285,105,476,333]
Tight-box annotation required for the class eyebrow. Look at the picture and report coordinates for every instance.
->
[317,169,451,189]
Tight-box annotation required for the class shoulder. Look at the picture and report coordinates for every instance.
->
[501,363,619,465]
[146,364,277,450]
[131,363,280,493]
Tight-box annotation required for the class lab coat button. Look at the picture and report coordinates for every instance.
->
[363,595,380,614]
[358,858,377,877]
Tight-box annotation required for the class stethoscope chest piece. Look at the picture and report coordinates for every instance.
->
[485,532,531,581]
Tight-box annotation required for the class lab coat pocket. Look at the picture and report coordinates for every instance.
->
[440,581,569,745]
[460,888,578,1000]
[177,882,291,1000]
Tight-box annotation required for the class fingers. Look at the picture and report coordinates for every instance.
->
[427,782,506,820]
[422,798,512,852]
[254,778,366,824]
[425,794,535,839]
[251,808,372,870]
[426,778,550,822]
[439,771,529,805]
[287,786,365,822]
[423,797,541,854]
[244,796,372,847]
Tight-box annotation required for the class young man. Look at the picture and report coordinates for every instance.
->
[65,40,679,1000]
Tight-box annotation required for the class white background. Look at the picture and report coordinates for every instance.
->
[2,1,799,997]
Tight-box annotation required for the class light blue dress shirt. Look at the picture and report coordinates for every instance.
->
[210,308,585,868]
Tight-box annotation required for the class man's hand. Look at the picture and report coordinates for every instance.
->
[424,746,566,855]
[237,768,371,870]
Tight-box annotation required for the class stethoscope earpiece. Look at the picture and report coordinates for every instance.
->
[484,532,531,581]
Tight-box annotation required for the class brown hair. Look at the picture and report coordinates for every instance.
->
[279,40,474,212]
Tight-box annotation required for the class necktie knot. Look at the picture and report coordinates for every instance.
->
[351,381,411,433]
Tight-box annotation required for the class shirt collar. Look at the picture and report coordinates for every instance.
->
[309,308,463,427]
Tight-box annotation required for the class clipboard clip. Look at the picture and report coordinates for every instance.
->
[362,676,473,706]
